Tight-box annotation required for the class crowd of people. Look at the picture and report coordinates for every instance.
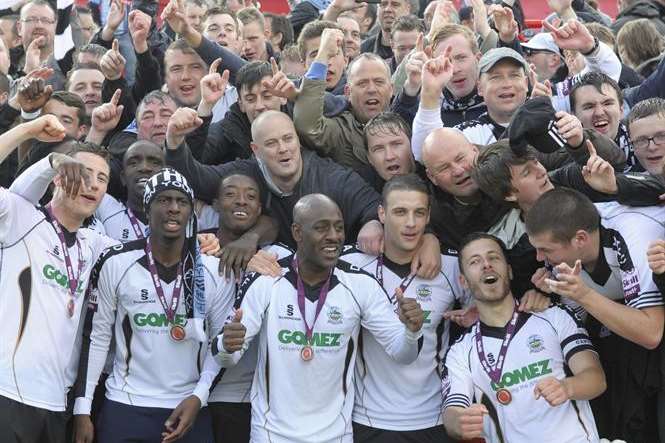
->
[1,0,665,441]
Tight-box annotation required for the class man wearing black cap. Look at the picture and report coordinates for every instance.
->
[72,168,234,443]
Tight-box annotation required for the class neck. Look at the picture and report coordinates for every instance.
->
[488,109,512,125]
[126,197,147,224]
[297,257,332,286]
[477,294,516,327]
[454,192,482,205]
[381,29,392,46]
[383,240,417,266]
[49,200,85,232]
[581,230,600,273]
[217,226,242,247]
[150,235,185,267]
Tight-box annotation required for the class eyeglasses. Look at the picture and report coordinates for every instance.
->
[633,132,665,150]
[22,17,56,25]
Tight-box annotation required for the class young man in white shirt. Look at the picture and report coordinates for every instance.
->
[0,115,115,443]
[72,169,234,443]
[443,233,605,443]
[214,193,425,443]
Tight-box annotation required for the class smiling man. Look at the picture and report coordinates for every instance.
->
[213,193,424,442]
[627,97,665,176]
[66,63,105,118]
[164,39,209,108]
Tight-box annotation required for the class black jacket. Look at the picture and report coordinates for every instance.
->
[612,1,665,34]
[166,144,381,249]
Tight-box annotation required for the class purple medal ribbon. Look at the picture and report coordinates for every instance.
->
[46,206,83,304]
[293,257,332,342]
[474,302,520,384]
[126,207,145,239]
[376,255,417,296]
[144,238,183,324]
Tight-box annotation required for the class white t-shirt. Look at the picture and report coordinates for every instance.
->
[73,240,234,413]
[442,305,599,443]
[340,247,468,431]
[0,187,114,411]
[214,256,423,443]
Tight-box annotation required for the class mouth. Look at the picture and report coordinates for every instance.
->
[278,157,292,167]
[322,244,340,257]
[456,176,472,187]
[481,273,499,285]
[232,210,249,219]
[84,99,98,106]
[164,220,181,231]
[179,85,196,95]
[592,119,609,133]
[80,194,97,204]
[646,154,664,163]
[386,164,401,175]
[497,92,516,100]
[152,131,166,139]
[401,232,418,242]
[451,78,466,87]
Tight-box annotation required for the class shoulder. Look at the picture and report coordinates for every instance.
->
[532,303,585,329]
[96,239,145,268]
[262,242,294,260]
[338,245,378,269]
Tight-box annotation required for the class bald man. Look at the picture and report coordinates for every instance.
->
[164,108,384,252]
[213,193,425,443]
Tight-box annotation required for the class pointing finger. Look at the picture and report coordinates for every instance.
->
[270,57,279,75]
[112,38,119,53]
[586,140,596,157]
[416,32,424,52]
[209,58,222,75]
[110,88,122,106]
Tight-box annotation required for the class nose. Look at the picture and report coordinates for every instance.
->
[167,199,181,213]
[384,145,397,161]
[255,96,266,112]
[181,66,192,80]
[236,193,248,206]
[405,211,416,228]
[451,163,465,176]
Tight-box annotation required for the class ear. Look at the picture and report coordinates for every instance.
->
[250,141,260,156]
[291,222,302,242]
[573,229,589,247]
[458,272,469,290]
[505,192,518,203]
[476,78,484,98]
[77,125,88,140]
[344,83,351,98]
[378,204,386,224]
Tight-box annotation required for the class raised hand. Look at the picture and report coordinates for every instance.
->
[328,0,365,13]
[491,5,518,42]
[91,88,124,134]
[161,395,201,443]
[200,58,230,108]
[470,0,491,38]
[17,74,53,113]
[421,46,453,107]
[51,153,91,199]
[581,140,617,194]
[166,108,203,149]
[529,63,552,98]
[543,19,595,53]
[531,267,554,294]
[26,114,66,142]
[315,28,344,63]
[222,309,246,353]
[534,376,569,406]
[443,305,479,328]
[544,260,592,302]
[100,39,126,81]
[396,288,424,332]
[102,0,125,41]
[128,9,152,54]
[246,250,281,277]
[161,0,190,37]
[197,233,221,255]
[262,57,297,101]
[547,0,573,16]
[24,36,46,74]
[647,240,665,275]
[555,110,583,148]
[429,1,456,36]
[404,33,429,97]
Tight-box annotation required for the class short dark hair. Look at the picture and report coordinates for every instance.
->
[471,140,538,204]
[76,43,107,61]
[525,188,600,243]
[237,7,264,29]
[390,14,424,38]
[265,13,294,51]
[66,141,111,165]
[298,20,343,61]
[165,39,206,69]
[217,172,261,196]
[204,6,238,30]
[627,97,665,128]
[236,61,272,96]
[458,232,509,275]
[66,62,103,90]
[381,173,430,207]
[50,91,87,126]
[570,72,623,112]
[365,112,412,142]
[137,90,177,118]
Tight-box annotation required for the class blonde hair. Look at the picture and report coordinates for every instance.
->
[616,19,665,67]
[431,24,479,54]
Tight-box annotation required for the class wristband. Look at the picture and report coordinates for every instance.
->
[581,37,599,57]
[21,108,41,120]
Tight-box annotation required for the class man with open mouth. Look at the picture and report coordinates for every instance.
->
[442,232,605,443]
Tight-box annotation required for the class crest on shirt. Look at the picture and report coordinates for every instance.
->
[327,305,343,324]
[416,284,432,301]
[527,334,545,353]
